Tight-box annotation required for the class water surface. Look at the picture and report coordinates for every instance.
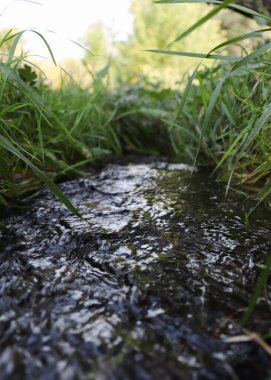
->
[0,160,270,380]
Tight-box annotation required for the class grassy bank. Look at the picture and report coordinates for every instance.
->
[0,26,270,212]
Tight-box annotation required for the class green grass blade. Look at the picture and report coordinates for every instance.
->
[208,29,271,55]
[0,63,73,139]
[192,44,271,173]
[211,126,249,174]
[169,63,201,130]
[0,194,8,206]
[225,169,234,198]
[155,0,271,22]
[167,0,236,45]
[0,29,14,48]
[27,30,57,65]
[232,42,271,71]
[0,62,43,105]
[0,102,34,117]
[4,29,54,66]
[36,107,44,161]
[249,178,271,212]
[241,252,271,327]
[44,29,94,57]
[6,29,57,65]
[0,134,81,218]
[192,73,229,169]
[6,31,24,64]
[0,28,56,101]
[242,103,271,152]
[145,50,239,61]
[57,159,94,176]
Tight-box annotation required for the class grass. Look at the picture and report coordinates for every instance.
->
[152,0,271,211]
[0,15,270,215]
[0,32,178,210]
[0,31,270,213]
[0,29,83,216]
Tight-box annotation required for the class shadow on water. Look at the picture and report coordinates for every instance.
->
[0,159,270,380]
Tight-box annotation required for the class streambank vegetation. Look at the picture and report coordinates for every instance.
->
[0,0,270,214]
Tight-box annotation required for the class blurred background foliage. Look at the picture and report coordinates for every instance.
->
[12,0,259,89]
[80,0,259,88]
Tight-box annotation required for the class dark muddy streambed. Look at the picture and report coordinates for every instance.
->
[0,160,271,380]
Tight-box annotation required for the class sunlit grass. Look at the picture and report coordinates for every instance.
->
[1,1,270,218]
[152,0,271,209]
[0,31,176,209]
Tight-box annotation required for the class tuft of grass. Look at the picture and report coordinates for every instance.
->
[151,0,271,208]
[1,3,270,216]
[0,30,180,209]
[0,30,81,216]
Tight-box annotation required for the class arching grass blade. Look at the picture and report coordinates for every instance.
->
[155,0,271,23]
[145,50,239,61]
[0,135,81,218]
[167,0,236,46]
[241,252,271,327]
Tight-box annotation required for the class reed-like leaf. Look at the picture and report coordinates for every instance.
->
[212,126,249,174]
[242,103,271,152]
[7,29,57,65]
[250,178,271,212]
[0,29,14,49]
[145,50,239,61]
[192,73,229,169]
[155,0,271,22]
[0,29,56,100]
[169,63,201,130]
[241,252,271,326]
[0,102,34,117]
[167,0,236,45]
[208,29,271,55]
[0,134,81,218]
[0,63,73,139]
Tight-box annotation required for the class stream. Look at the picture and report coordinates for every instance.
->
[0,159,270,380]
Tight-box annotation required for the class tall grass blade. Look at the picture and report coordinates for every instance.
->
[193,73,229,169]
[155,0,271,22]
[232,42,271,71]
[212,126,249,174]
[241,252,271,326]
[44,29,94,56]
[249,178,271,213]
[168,0,236,45]
[0,29,14,48]
[208,29,271,55]
[0,30,55,102]
[0,63,73,139]
[4,29,56,65]
[242,103,271,152]
[0,103,34,117]
[145,50,239,61]
[169,63,201,130]
[0,135,81,218]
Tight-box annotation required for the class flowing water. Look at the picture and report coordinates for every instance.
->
[0,159,270,380]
